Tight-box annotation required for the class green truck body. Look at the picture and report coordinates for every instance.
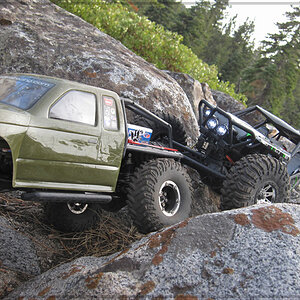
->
[0,74,125,193]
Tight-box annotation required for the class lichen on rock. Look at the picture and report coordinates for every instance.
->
[5,204,300,299]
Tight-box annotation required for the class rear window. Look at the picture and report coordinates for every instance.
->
[0,75,55,109]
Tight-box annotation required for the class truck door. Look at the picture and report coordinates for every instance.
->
[15,90,114,192]
[96,95,126,191]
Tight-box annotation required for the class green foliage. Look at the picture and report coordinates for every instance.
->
[218,20,255,91]
[131,0,255,93]
[242,6,300,128]
[283,77,300,129]
[51,0,246,103]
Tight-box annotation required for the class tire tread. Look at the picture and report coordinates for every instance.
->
[221,154,290,209]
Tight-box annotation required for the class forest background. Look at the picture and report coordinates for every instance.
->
[52,0,300,128]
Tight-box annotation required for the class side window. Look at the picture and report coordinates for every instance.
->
[49,90,96,126]
[103,96,118,130]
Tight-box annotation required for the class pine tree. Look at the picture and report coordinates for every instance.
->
[219,20,255,92]
[131,0,255,89]
[242,6,300,127]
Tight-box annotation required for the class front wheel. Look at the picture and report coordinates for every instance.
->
[127,158,192,233]
[44,202,102,232]
[221,154,290,210]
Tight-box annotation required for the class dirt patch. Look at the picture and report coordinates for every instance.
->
[38,286,51,297]
[85,272,104,289]
[251,206,299,236]
[61,265,84,280]
[222,267,234,275]
[234,214,251,226]
[174,294,198,300]
[139,280,156,296]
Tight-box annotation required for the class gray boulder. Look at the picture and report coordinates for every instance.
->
[212,89,246,113]
[0,216,41,298]
[164,70,216,118]
[0,217,40,276]
[164,71,246,118]
[6,203,300,299]
[0,0,198,138]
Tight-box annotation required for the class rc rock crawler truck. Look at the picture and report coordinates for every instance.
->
[0,74,193,233]
[178,100,299,209]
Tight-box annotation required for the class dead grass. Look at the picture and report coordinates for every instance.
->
[0,192,143,270]
[48,210,143,264]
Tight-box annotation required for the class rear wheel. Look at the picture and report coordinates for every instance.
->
[127,158,192,233]
[221,154,290,210]
[44,202,102,232]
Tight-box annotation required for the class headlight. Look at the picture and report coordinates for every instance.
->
[216,124,228,136]
[207,117,218,129]
[204,108,212,117]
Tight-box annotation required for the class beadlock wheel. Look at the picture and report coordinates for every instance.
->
[127,158,193,233]
[158,180,181,217]
[44,202,102,232]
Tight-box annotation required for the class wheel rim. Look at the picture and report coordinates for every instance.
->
[67,202,88,214]
[256,183,276,204]
[158,180,181,217]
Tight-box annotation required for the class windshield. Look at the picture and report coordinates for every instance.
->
[0,75,55,109]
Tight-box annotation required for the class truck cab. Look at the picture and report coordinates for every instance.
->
[0,74,126,193]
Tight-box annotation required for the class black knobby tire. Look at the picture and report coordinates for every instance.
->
[221,154,290,210]
[133,113,188,146]
[44,202,102,232]
[127,158,193,233]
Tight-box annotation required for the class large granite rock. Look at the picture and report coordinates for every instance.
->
[164,71,246,118]
[211,89,246,113]
[0,0,198,138]
[6,203,300,299]
[164,70,216,118]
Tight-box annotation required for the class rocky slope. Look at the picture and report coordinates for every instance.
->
[4,203,300,299]
[0,179,220,298]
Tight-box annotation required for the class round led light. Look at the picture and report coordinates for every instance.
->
[204,108,212,117]
[216,124,228,136]
[207,117,218,130]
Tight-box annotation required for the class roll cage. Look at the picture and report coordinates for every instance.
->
[120,98,300,180]
[234,105,300,147]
